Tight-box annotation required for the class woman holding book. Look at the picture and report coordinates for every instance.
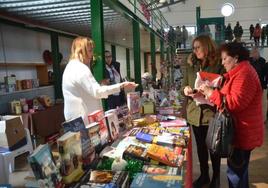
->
[182,35,224,188]
[62,37,137,124]
[199,42,264,188]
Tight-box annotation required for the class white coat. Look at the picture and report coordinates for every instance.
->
[62,59,122,124]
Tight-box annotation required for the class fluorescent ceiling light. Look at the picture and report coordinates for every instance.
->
[221,3,234,17]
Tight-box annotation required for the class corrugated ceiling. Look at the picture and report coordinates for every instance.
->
[0,0,162,51]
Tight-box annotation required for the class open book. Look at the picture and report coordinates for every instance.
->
[192,71,222,106]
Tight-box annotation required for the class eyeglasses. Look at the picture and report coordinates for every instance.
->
[192,46,201,51]
[105,55,112,58]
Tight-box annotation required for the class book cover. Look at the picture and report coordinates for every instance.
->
[57,132,84,184]
[127,92,141,118]
[105,113,120,141]
[80,126,96,166]
[89,170,129,188]
[88,110,109,145]
[86,122,101,148]
[136,132,153,143]
[147,144,183,167]
[153,134,186,147]
[130,173,182,188]
[28,144,62,188]
[88,110,104,123]
[142,164,182,176]
[160,118,187,127]
[62,116,85,133]
[123,144,149,162]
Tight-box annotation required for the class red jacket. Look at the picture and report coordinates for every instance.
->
[210,61,264,150]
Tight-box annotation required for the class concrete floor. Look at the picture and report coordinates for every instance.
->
[192,124,268,188]
[7,124,268,187]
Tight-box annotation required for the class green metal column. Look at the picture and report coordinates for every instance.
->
[111,44,116,62]
[132,20,142,92]
[160,39,164,61]
[91,0,105,82]
[196,6,201,35]
[50,32,62,99]
[144,52,147,72]
[91,0,107,110]
[150,32,156,81]
[126,48,130,79]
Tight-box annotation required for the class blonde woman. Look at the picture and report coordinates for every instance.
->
[62,37,137,124]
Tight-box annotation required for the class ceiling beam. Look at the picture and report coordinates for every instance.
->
[150,0,186,10]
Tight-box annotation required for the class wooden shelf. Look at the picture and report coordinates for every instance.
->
[0,62,49,85]
[0,85,53,96]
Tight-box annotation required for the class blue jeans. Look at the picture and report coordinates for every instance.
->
[227,148,251,188]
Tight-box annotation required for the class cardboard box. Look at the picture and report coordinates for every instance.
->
[0,116,26,151]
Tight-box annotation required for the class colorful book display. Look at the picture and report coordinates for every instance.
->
[136,132,153,143]
[147,144,184,167]
[62,116,85,133]
[142,164,182,176]
[28,144,62,188]
[88,110,109,145]
[62,116,95,166]
[130,173,182,188]
[105,113,120,141]
[127,92,141,119]
[57,132,84,184]
[123,144,149,162]
[87,122,101,148]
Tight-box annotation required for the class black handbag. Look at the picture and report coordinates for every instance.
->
[206,97,234,158]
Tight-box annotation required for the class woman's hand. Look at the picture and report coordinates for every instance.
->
[199,84,214,98]
[184,86,194,96]
[121,82,138,90]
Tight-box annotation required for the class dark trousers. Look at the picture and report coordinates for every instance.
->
[227,148,251,188]
[192,125,221,179]
[107,95,122,109]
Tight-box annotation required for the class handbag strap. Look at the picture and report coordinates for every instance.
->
[219,96,228,112]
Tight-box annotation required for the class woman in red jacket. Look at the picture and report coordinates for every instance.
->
[199,42,264,188]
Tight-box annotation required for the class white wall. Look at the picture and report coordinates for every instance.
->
[162,0,268,29]
[0,24,146,82]
[0,24,51,79]
[116,46,127,79]
[59,36,73,64]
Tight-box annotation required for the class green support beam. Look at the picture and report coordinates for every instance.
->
[50,32,63,99]
[132,20,142,92]
[126,48,130,79]
[144,52,147,72]
[111,44,116,62]
[91,0,105,82]
[150,32,156,81]
[160,39,164,61]
[91,0,107,110]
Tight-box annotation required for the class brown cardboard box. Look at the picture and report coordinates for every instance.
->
[0,116,26,151]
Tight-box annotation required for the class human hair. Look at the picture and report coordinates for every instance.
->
[220,42,249,62]
[192,35,218,66]
[69,37,95,64]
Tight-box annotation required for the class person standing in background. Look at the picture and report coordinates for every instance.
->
[249,24,254,40]
[175,26,182,48]
[225,23,233,42]
[104,50,126,109]
[250,47,268,122]
[182,25,188,48]
[233,21,243,42]
[62,37,137,124]
[253,23,261,46]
